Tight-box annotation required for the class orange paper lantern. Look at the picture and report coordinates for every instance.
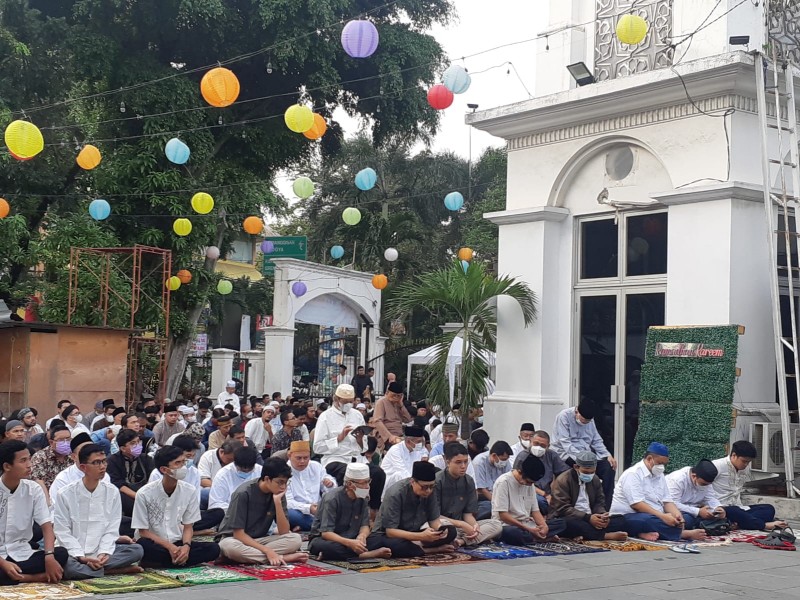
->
[200,67,240,107]
[458,247,473,261]
[243,216,263,235]
[372,274,388,290]
[76,145,102,170]
[303,113,328,140]
[0,198,9,219]
[176,269,192,284]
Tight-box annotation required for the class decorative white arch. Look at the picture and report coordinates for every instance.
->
[263,258,385,396]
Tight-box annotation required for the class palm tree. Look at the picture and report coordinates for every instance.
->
[388,259,537,439]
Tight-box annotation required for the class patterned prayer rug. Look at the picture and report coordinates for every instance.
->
[401,551,484,566]
[458,543,552,559]
[525,540,610,555]
[321,558,421,573]
[0,583,89,600]
[191,535,216,543]
[581,540,670,552]
[154,565,258,584]
[71,571,185,594]
[222,562,340,581]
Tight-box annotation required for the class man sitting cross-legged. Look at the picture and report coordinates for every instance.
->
[286,441,336,532]
[308,463,392,560]
[54,443,144,579]
[666,459,725,530]
[216,458,307,565]
[0,440,69,585]
[131,446,220,567]
[435,442,502,547]
[366,461,458,558]
[549,451,628,541]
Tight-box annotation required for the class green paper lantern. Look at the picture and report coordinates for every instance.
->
[293,177,315,199]
[217,280,233,295]
[342,207,362,225]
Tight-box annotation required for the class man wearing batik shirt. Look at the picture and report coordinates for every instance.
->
[30,425,74,490]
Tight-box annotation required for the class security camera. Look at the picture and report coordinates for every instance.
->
[597,187,657,208]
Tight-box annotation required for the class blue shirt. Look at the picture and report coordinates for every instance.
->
[550,408,610,461]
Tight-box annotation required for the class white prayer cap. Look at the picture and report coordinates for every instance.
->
[270,400,281,407]
[177,405,194,415]
[263,405,277,414]
[335,384,355,400]
[356,403,366,410]
[226,380,236,388]
[345,463,370,480]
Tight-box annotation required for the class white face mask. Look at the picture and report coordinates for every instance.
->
[74,414,83,423]
[519,438,531,450]
[170,467,188,481]
[186,416,196,423]
[575,414,586,426]
[414,443,425,452]
[106,415,114,423]
[495,459,508,468]
[340,402,353,414]
[529,445,546,458]
[353,487,370,499]
[650,464,666,476]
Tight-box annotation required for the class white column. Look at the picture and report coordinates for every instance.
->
[371,336,388,395]
[263,327,295,397]
[209,348,237,397]
[243,350,265,397]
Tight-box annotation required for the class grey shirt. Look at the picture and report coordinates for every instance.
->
[216,479,285,539]
[512,449,570,493]
[372,478,439,534]
[309,486,369,541]
[435,469,479,520]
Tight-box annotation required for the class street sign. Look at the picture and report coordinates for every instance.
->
[261,236,308,275]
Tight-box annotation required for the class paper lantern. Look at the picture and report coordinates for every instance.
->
[76,145,102,170]
[173,218,193,236]
[427,84,454,110]
[261,240,275,254]
[217,279,233,295]
[461,260,469,273]
[191,192,214,214]
[341,20,379,58]
[292,177,315,199]
[166,276,182,291]
[4,120,44,160]
[176,269,192,284]
[330,245,345,259]
[303,113,327,140]
[616,14,648,45]
[444,191,464,211]
[243,216,263,235]
[442,65,471,94]
[384,247,398,262]
[292,281,307,297]
[371,274,388,290]
[458,247,473,262]
[0,199,9,219]
[342,207,362,225]
[354,168,377,191]
[9,150,32,162]
[88,199,111,221]
[206,246,221,260]
[200,67,240,107]
[284,104,314,133]
[165,138,190,164]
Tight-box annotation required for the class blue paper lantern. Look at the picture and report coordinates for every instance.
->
[88,199,111,221]
[165,138,190,164]
[261,240,275,254]
[355,167,377,191]
[341,20,379,58]
[461,260,470,273]
[444,191,464,211]
[330,245,345,260]
[442,65,471,94]
[292,281,307,297]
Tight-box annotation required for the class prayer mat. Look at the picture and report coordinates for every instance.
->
[644,536,734,549]
[192,535,216,543]
[154,565,258,584]
[223,563,340,581]
[525,540,610,555]
[401,551,484,566]
[71,571,185,594]
[581,540,669,552]
[458,543,551,559]
[0,583,89,600]
[321,558,420,573]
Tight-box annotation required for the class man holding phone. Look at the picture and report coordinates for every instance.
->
[666,459,725,530]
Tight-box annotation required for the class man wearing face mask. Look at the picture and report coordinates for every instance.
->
[91,403,118,431]
[473,441,513,520]
[551,402,617,509]
[107,429,154,517]
[509,423,536,458]
[208,446,261,511]
[177,405,196,426]
[380,426,429,499]
[610,442,704,541]
[666,459,725,531]
[512,430,569,514]
[31,425,74,490]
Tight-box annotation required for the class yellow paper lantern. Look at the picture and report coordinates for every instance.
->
[166,276,182,291]
[616,14,648,45]
[458,247,474,262]
[372,274,388,290]
[200,67,241,107]
[243,216,263,235]
[0,198,9,219]
[4,120,44,160]
[76,145,102,170]
[173,218,193,236]
[176,269,192,284]
[284,104,314,133]
[191,192,214,214]
[303,113,327,140]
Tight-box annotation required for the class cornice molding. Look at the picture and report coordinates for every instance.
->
[484,206,570,225]
[651,181,776,206]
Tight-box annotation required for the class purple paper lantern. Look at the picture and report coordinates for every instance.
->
[341,20,379,58]
[292,281,307,297]
[261,240,275,254]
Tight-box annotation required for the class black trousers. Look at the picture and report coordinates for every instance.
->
[561,515,627,541]
[325,462,385,510]
[196,508,224,531]
[365,525,457,558]
[137,538,220,568]
[308,538,358,560]
[566,458,615,510]
[0,548,69,586]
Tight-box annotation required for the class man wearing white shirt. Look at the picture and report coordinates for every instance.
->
[245,406,275,453]
[45,400,72,430]
[285,441,335,530]
[666,459,725,530]
[551,402,617,509]
[208,446,261,511]
[49,433,111,510]
[610,442,704,541]
[131,446,220,567]
[509,423,536,458]
[197,440,240,507]
[216,380,239,409]
[380,426,428,499]
[54,443,143,579]
[0,440,69,585]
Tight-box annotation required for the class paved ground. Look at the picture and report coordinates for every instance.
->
[94,540,799,600]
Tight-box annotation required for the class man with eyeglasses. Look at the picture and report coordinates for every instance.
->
[49,433,111,510]
[54,444,144,579]
[367,461,457,558]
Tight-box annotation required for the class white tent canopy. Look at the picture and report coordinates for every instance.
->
[406,336,496,401]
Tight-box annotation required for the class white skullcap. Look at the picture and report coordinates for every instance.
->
[177,405,194,414]
[226,380,236,388]
[270,400,280,407]
[345,463,370,480]
[356,403,366,409]
[263,405,276,414]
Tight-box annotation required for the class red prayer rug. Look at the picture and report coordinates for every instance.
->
[222,562,340,581]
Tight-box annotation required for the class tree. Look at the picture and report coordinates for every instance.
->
[388,258,536,439]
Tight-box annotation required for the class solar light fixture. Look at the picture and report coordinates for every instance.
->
[567,62,596,86]
[729,35,750,46]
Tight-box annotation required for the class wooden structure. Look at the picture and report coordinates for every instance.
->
[0,322,130,417]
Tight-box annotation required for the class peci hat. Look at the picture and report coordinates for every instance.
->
[411,460,437,482]
[387,381,404,394]
[442,423,459,435]
[335,384,355,400]
[289,440,310,452]
[520,454,546,481]
[646,442,670,457]
[692,458,719,482]
[404,425,426,438]
[4,420,23,433]
[520,423,535,432]
[70,432,92,452]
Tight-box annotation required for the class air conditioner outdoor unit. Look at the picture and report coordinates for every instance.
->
[749,422,797,472]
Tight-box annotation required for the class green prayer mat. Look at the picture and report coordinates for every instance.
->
[71,571,186,594]
[154,565,258,584]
